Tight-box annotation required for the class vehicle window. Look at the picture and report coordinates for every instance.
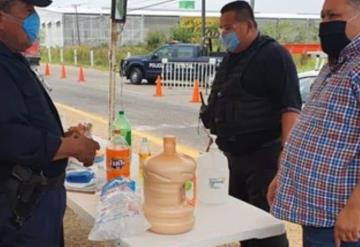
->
[299,76,317,103]
[175,46,194,58]
[156,47,172,59]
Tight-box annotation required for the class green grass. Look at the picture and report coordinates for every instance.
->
[41,45,319,73]
[40,45,151,71]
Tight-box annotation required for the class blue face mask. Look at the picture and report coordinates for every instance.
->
[22,11,40,44]
[221,32,240,52]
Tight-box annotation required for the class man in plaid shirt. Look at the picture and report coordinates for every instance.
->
[268,0,360,246]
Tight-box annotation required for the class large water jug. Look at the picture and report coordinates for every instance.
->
[143,136,196,234]
[197,142,229,204]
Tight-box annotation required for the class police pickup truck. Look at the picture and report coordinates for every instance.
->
[120,42,223,84]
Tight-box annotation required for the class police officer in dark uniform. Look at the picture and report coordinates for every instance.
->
[0,0,100,246]
[201,1,302,247]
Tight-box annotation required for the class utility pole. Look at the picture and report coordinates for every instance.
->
[250,0,255,10]
[201,0,206,49]
[108,0,127,138]
[108,20,119,138]
[72,4,81,46]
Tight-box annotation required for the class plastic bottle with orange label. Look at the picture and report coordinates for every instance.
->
[105,129,130,181]
[143,136,197,235]
[138,137,151,183]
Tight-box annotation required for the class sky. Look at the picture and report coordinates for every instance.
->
[50,0,324,15]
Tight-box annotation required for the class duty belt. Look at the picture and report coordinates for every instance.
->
[3,165,65,227]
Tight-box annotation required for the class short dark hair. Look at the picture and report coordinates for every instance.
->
[0,0,16,12]
[220,1,257,27]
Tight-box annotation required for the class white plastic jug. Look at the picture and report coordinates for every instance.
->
[197,143,229,204]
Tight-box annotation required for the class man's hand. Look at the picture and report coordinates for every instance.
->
[267,174,279,206]
[72,134,100,167]
[334,203,360,247]
[64,124,87,137]
[267,151,282,206]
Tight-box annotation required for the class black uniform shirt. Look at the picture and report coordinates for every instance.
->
[0,42,67,181]
[216,35,302,155]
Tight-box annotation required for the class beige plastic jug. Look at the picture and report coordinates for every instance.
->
[143,136,197,235]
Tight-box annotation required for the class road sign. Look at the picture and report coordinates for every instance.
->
[111,0,127,23]
[179,0,195,9]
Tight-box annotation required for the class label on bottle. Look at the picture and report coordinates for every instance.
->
[208,177,226,190]
[106,148,130,180]
[110,158,126,169]
[185,176,196,207]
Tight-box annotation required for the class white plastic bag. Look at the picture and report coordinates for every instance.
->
[88,178,150,241]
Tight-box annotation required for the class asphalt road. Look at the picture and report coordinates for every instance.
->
[43,65,210,151]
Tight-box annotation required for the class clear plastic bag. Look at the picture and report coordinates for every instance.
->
[88,177,150,241]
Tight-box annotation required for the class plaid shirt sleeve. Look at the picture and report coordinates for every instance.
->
[351,65,360,104]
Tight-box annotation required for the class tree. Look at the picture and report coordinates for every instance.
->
[170,26,193,43]
[146,31,167,50]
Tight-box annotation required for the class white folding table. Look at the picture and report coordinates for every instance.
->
[67,137,285,247]
[67,191,285,247]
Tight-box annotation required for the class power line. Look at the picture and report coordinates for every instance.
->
[128,0,154,6]
[128,0,177,11]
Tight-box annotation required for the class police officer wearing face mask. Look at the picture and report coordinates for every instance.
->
[270,0,360,246]
[200,1,302,247]
[0,0,100,246]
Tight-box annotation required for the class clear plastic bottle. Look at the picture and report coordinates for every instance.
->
[138,137,151,181]
[83,122,93,138]
[111,111,132,146]
[105,129,130,180]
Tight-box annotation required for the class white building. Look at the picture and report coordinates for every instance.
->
[38,6,320,48]
[38,7,181,47]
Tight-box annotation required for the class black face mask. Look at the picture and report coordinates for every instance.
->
[319,21,351,60]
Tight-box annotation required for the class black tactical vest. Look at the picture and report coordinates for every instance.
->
[207,35,282,137]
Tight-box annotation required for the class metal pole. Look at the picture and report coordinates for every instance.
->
[73,4,81,46]
[74,49,77,65]
[108,20,119,139]
[60,48,64,64]
[90,50,94,67]
[201,0,206,49]
[250,0,255,9]
[47,47,52,63]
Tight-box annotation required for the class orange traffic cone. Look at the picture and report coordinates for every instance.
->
[78,66,85,83]
[44,63,50,76]
[191,79,201,103]
[154,75,163,97]
[60,64,67,79]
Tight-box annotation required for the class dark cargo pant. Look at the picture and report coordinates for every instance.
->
[225,142,289,247]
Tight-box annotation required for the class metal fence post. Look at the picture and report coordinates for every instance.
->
[60,48,64,64]
[90,50,94,67]
[47,47,52,63]
[74,49,78,65]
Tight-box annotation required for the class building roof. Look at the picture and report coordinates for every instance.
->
[39,6,320,20]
